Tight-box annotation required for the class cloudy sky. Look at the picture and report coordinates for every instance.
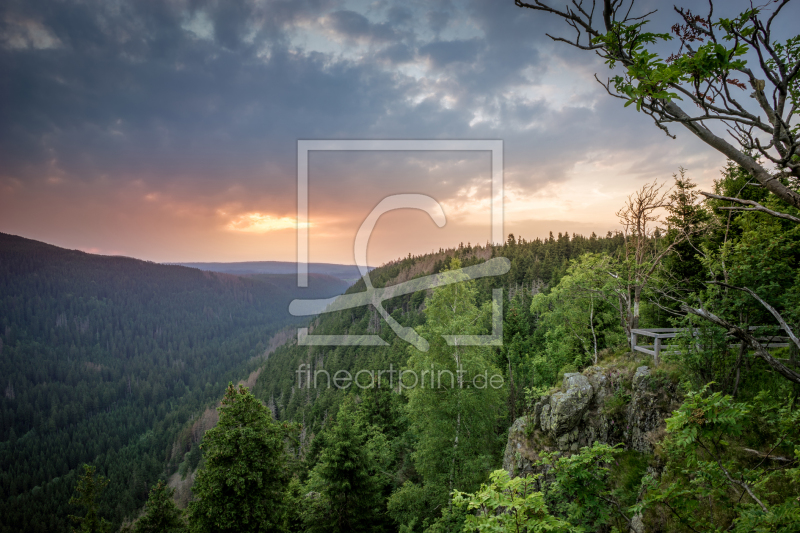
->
[1,0,797,265]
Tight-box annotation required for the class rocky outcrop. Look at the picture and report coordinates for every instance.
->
[539,373,593,439]
[503,364,680,477]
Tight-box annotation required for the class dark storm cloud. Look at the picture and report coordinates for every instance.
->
[386,6,412,26]
[418,38,482,67]
[1,0,526,190]
[1,0,795,216]
[375,42,414,64]
[0,0,409,190]
[426,10,451,35]
[325,10,399,43]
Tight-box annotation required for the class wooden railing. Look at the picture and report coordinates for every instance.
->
[631,327,791,365]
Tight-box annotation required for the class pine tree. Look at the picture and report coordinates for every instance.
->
[188,383,289,533]
[68,464,112,533]
[303,396,381,533]
[133,481,186,533]
[663,167,710,295]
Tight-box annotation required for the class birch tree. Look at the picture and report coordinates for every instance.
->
[531,253,624,367]
[401,259,506,506]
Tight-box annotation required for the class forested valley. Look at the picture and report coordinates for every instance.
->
[3,1,800,531]
[4,161,799,533]
[0,233,348,531]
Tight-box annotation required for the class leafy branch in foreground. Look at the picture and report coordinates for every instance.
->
[638,385,800,532]
[454,443,628,533]
[514,0,800,214]
[453,469,571,533]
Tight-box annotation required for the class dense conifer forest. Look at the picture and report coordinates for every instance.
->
[0,233,348,532]
[4,158,800,533]
[223,164,800,533]
[2,0,799,530]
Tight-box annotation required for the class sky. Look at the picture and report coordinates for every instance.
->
[1,0,797,265]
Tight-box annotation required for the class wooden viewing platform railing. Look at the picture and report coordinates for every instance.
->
[631,327,791,365]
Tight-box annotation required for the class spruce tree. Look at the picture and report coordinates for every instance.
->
[303,396,381,533]
[188,383,288,533]
[68,464,112,533]
[133,481,186,533]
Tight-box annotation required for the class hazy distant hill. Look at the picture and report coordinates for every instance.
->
[0,233,350,532]
[175,261,370,283]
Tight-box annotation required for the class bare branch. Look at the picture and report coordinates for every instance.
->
[741,448,793,463]
[680,305,800,384]
[706,281,800,351]
[545,33,602,50]
[715,457,769,513]
[699,192,800,223]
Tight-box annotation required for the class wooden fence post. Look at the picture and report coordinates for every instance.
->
[654,337,661,366]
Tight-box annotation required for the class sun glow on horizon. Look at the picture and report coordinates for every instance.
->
[226,213,313,233]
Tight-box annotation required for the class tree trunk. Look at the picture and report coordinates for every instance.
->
[664,101,800,209]
[450,343,462,500]
[590,296,598,365]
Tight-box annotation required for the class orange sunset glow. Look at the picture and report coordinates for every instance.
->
[1,0,795,265]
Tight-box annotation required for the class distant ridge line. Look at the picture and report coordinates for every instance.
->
[172,260,373,281]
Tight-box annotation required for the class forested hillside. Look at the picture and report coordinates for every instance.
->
[145,163,797,533]
[0,233,348,532]
[3,0,799,530]
[6,160,800,533]
[256,229,628,430]
[177,262,368,284]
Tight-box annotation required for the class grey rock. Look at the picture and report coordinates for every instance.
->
[544,373,593,437]
[506,363,679,466]
[502,416,547,477]
[504,362,679,531]
[633,366,651,390]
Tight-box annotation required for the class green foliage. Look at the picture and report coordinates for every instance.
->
[591,13,750,111]
[538,443,623,531]
[594,21,681,109]
[12,160,800,533]
[603,387,632,418]
[530,253,624,377]
[453,469,570,533]
[256,230,626,433]
[400,259,506,511]
[641,385,800,532]
[662,168,711,296]
[132,481,186,533]
[387,481,444,532]
[0,232,347,532]
[454,443,630,533]
[302,396,384,533]
[668,323,739,391]
[67,465,112,533]
[188,384,290,533]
